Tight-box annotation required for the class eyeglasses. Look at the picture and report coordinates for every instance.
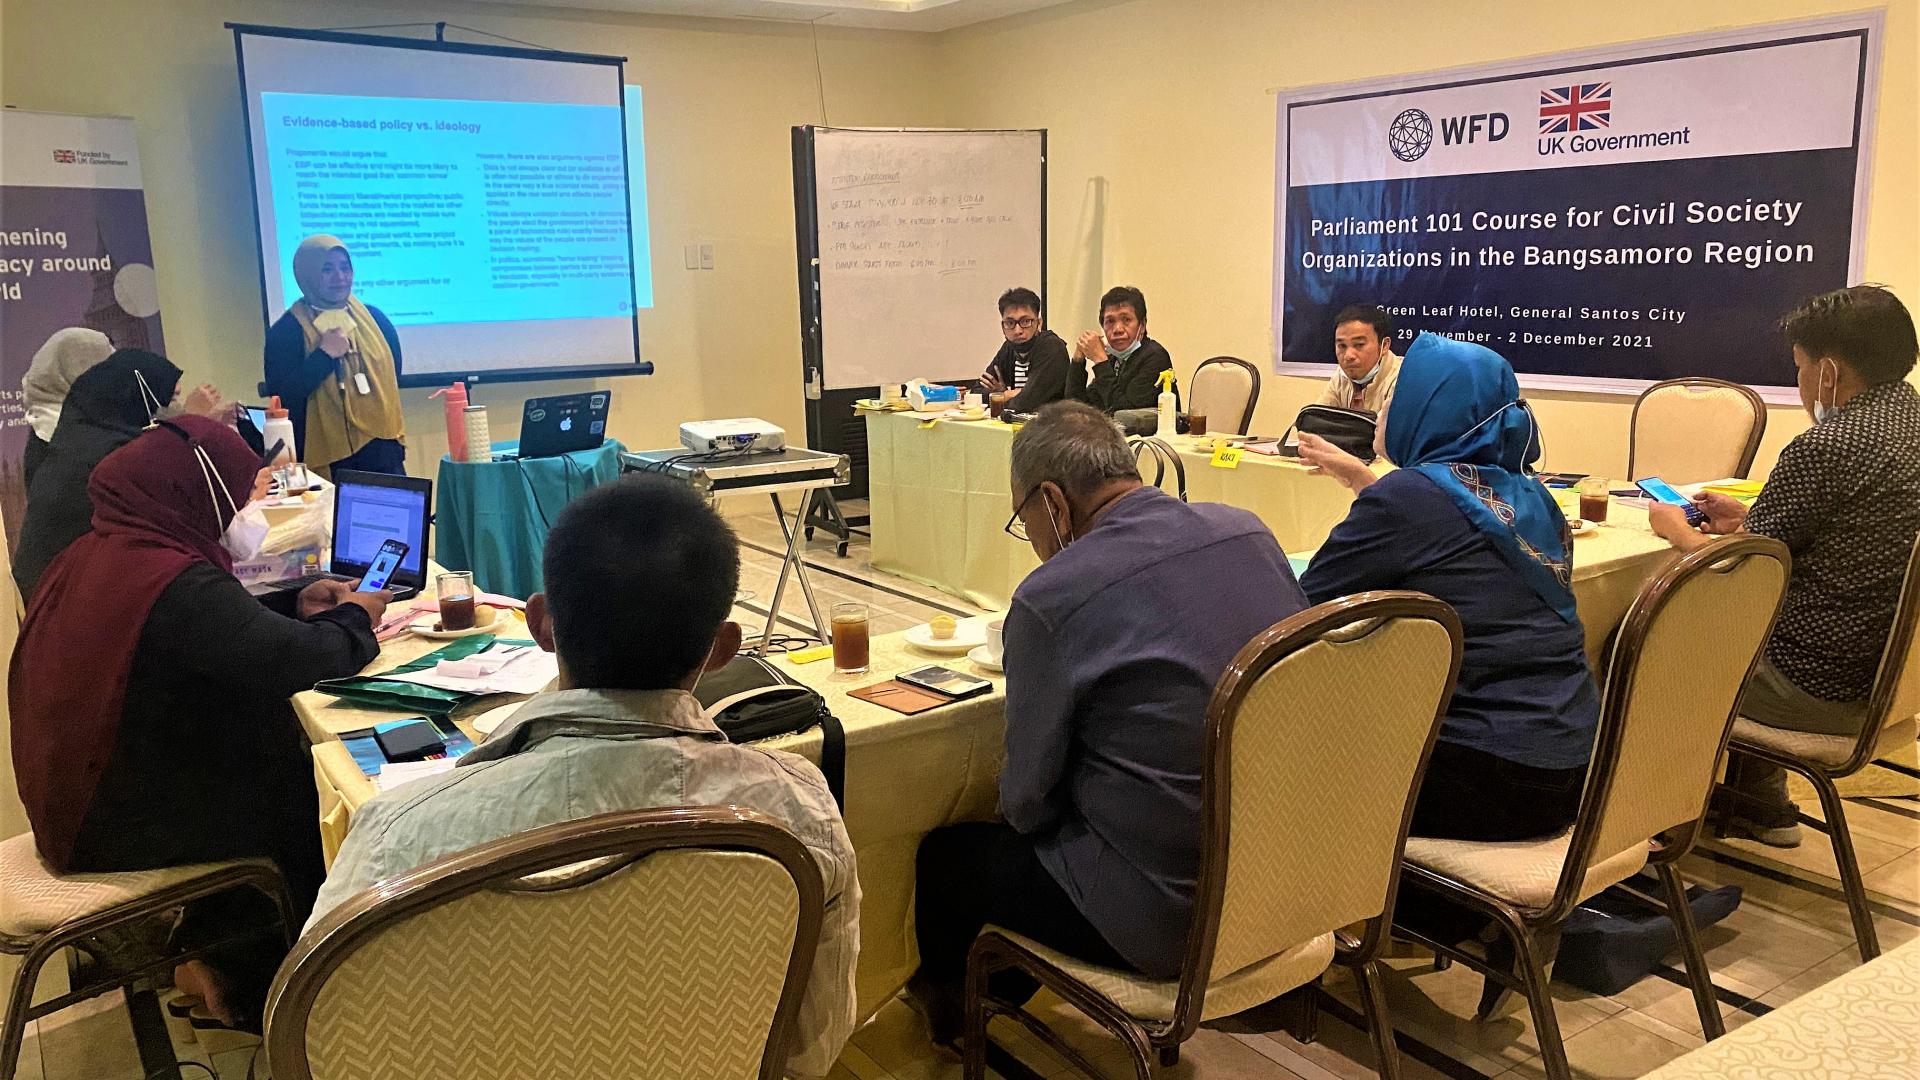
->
[1005,486,1040,541]
[1000,317,1038,331]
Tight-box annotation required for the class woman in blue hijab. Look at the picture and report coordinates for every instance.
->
[1299,333,1600,847]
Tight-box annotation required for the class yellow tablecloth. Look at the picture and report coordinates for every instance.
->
[293,630,1007,1023]
[864,412,1364,610]
[1640,936,1919,1078]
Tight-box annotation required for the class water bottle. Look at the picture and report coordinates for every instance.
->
[430,382,469,462]
[262,397,297,467]
[463,405,492,463]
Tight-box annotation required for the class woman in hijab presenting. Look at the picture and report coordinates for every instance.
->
[263,234,407,478]
[10,417,388,1029]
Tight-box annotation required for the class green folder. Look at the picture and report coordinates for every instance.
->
[312,636,538,717]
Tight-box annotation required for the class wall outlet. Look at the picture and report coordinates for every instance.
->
[699,244,714,270]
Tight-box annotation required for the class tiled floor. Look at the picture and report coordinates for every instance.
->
[23,508,1920,1079]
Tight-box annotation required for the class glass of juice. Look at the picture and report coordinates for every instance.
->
[437,571,477,631]
[831,602,870,674]
[1578,477,1610,524]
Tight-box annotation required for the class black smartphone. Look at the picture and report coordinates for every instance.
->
[357,538,410,593]
[898,664,994,701]
[1636,476,1707,526]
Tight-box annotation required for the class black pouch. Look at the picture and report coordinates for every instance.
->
[1282,405,1379,461]
[695,655,846,808]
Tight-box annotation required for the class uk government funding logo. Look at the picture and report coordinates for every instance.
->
[1535,82,1690,155]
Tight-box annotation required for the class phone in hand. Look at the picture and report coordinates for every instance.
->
[1636,477,1706,526]
[897,664,994,701]
[357,539,410,593]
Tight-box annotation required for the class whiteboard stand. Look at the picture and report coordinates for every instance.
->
[791,126,1047,502]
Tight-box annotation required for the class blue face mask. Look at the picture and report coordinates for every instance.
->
[1105,337,1144,362]
[1349,363,1379,388]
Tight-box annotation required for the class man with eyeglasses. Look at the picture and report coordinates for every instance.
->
[979,286,1071,412]
[905,401,1308,1045]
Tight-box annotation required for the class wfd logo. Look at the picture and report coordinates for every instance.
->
[1387,106,1509,162]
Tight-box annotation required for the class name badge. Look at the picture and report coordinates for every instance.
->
[353,371,372,395]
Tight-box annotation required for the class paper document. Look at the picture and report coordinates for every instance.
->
[374,759,456,793]
[373,643,558,696]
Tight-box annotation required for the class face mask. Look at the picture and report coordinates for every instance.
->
[195,446,271,560]
[134,370,167,428]
[1105,337,1144,362]
[1041,489,1075,557]
[1451,399,1541,458]
[1812,359,1837,423]
[1350,363,1379,388]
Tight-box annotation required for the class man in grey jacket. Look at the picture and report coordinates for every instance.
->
[309,476,859,1079]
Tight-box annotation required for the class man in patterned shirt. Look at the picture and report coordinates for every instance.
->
[1651,285,1920,846]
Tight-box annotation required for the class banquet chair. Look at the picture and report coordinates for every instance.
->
[265,806,822,1080]
[1723,532,1920,963]
[1627,378,1766,484]
[0,835,293,1080]
[1188,357,1262,435]
[964,592,1463,1080]
[1128,437,1187,501]
[1396,535,1789,1080]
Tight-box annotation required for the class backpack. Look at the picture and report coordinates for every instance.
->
[695,655,846,809]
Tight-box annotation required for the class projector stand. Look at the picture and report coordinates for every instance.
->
[801,491,866,558]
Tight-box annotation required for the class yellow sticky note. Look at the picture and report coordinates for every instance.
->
[1211,446,1244,470]
[785,645,835,665]
[918,419,939,430]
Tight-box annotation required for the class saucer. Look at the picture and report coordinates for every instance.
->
[968,646,1003,672]
[1570,520,1599,538]
[906,619,987,653]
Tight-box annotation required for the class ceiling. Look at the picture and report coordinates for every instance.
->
[462,0,1077,32]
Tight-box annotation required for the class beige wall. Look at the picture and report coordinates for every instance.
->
[935,0,1920,477]
[0,0,944,463]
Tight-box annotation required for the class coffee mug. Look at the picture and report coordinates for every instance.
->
[986,618,1005,663]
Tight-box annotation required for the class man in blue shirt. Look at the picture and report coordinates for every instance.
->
[909,401,1309,1043]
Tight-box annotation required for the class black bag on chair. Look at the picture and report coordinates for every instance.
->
[1281,404,1379,462]
[694,655,846,809]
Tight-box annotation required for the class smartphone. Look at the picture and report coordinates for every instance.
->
[1636,477,1706,526]
[897,664,994,701]
[357,538,410,593]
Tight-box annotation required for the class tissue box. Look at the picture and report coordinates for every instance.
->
[233,545,325,587]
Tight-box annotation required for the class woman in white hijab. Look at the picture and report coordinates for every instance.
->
[261,234,406,478]
[21,328,114,485]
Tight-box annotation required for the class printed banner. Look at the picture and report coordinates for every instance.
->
[0,111,164,552]
[1274,16,1880,399]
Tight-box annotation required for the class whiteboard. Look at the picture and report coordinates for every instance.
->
[810,129,1045,391]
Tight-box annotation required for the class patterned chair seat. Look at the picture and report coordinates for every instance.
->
[1730,716,1916,769]
[1403,829,1650,913]
[986,927,1334,1024]
[0,832,268,941]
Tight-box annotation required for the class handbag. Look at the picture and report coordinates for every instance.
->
[1282,404,1378,461]
[695,655,846,808]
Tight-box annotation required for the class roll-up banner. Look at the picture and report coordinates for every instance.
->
[1274,14,1881,401]
[0,111,165,552]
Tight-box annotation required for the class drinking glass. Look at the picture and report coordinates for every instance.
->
[437,571,477,630]
[1578,477,1610,524]
[831,602,870,674]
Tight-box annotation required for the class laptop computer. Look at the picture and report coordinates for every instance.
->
[514,392,610,459]
[248,470,433,601]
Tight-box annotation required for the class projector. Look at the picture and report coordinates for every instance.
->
[680,418,787,454]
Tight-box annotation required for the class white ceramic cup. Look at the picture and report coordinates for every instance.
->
[965,391,986,409]
[986,618,1005,663]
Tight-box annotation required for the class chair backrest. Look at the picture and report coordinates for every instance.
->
[1172,592,1462,1037]
[1628,378,1767,485]
[1851,533,1920,774]
[1128,436,1187,501]
[265,806,823,1080]
[1552,536,1790,918]
[1189,357,1262,436]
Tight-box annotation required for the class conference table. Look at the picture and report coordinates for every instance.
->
[293,497,1679,1023]
[864,410,1369,610]
[294,628,1009,1023]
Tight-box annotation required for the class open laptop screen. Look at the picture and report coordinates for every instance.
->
[331,470,432,585]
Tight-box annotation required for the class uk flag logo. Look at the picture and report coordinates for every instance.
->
[1539,84,1611,134]
[51,149,76,164]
